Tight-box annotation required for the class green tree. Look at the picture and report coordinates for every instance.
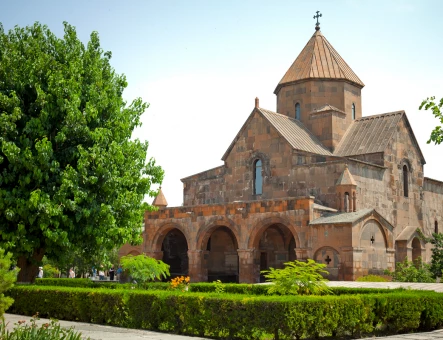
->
[419,96,443,144]
[0,22,164,282]
[0,248,19,318]
[120,254,170,286]
[417,229,443,278]
[261,259,332,295]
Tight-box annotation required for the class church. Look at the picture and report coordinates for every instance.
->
[120,18,443,282]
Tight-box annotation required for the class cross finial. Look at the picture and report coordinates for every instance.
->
[313,11,322,31]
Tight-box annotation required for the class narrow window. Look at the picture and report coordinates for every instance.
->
[435,221,439,234]
[352,103,356,120]
[254,159,263,195]
[344,192,350,212]
[295,103,301,120]
[403,165,409,198]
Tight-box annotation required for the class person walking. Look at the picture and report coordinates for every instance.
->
[99,269,105,280]
[109,266,115,281]
[37,266,43,278]
[69,267,75,278]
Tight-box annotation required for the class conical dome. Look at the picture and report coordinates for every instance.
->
[152,187,168,208]
[274,30,364,94]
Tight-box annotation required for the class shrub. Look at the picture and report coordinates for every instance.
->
[0,248,19,318]
[261,259,332,295]
[120,254,169,286]
[0,314,88,340]
[5,285,443,339]
[388,258,435,283]
[42,264,60,279]
[356,275,390,282]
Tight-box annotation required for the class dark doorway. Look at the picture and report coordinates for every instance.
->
[161,229,188,278]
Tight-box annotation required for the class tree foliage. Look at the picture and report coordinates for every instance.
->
[417,228,443,278]
[0,22,164,282]
[419,96,443,144]
[386,257,434,283]
[261,259,332,295]
[120,254,170,285]
[0,248,19,318]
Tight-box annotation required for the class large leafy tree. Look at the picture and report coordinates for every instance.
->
[419,96,443,144]
[0,22,163,282]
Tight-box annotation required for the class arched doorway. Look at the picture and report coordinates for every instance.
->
[161,229,189,277]
[360,220,387,275]
[205,226,239,283]
[257,224,294,282]
[411,237,422,263]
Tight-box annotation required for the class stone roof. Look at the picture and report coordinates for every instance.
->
[152,187,168,207]
[275,30,364,94]
[309,208,373,225]
[336,165,357,186]
[258,108,333,156]
[334,111,403,157]
[396,226,420,242]
[222,107,333,161]
[311,104,346,116]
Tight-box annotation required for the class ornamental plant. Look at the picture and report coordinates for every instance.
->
[0,248,19,318]
[261,259,332,295]
[120,254,170,286]
[170,276,190,291]
[387,257,434,283]
[0,314,88,340]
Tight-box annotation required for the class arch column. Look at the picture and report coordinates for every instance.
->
[187,250,208,282]
[237,249,256,283]
[295,248,311,261]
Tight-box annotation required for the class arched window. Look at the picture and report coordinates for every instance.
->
[254,159,263,195]
[352,103,356,120]
[295,103,301,120]
[403,165,409,198]
[435,221,439,234]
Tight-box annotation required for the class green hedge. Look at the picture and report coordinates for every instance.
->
[33,279,407,296]
[6,286,443,339]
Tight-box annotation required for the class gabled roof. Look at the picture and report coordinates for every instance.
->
[152,187,168,207]
[222,108,332,161]
[275,30,364,94]
[310,208,394,232]
[334,111,426,164]
[336,165,356,186]
[311,104,346,116]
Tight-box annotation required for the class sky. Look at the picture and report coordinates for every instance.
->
[2,0,443,207]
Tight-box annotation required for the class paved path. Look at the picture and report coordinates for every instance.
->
[3,281,443,339]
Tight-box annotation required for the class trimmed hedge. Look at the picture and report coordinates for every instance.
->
[33,279,407,296]
[6,285,443,339]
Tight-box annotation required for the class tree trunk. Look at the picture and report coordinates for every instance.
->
[17,248,45,283]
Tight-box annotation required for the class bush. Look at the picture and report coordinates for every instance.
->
[261,259,332,295]
[356,275,390,282]
[5,285,443,339]
[0,314,88,340]
[120,255,170,286]
[0,248,19,318]
[388,258,435,283]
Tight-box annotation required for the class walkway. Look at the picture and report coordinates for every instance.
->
[3,281,443,339]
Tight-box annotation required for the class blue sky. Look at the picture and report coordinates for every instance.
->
[2,0,443,206]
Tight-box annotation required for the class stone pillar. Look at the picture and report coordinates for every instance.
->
[237,249,256,283]
[295,248,311,261]
[352,192,357,212]
[187,250,206,283]
[145,251,163,260]
[337,193,342,211]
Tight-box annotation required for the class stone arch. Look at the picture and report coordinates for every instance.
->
[359,219,388,249]
[249,216,300,282]
[197,218,240,283]
[248,216,300,250]
[313,246,340,280]
[196,217,239,251]
[359,219,389,275]
[411,237,422,263]
[161,229,189,277]
[151,222,190,252]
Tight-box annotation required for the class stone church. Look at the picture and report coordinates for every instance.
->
[120,23,443,282]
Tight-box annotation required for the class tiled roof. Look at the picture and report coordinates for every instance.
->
[336,165,357,186]
[334,111,404,157]
[310,208,373,225]
[275,30,364,94]
[152,187,168,207]
[258,108,333,156]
